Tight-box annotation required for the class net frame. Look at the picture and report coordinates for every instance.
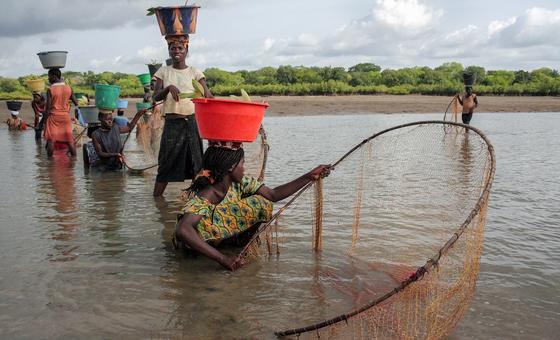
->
[236,120,495,339]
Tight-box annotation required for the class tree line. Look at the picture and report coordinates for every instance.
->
[1,62,559,100]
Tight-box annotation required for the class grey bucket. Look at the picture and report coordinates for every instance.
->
[79,105,100,124]
[37,51,68,69]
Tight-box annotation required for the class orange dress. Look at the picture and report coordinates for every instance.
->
[44,83,73,143]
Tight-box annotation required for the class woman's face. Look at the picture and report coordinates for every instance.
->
[230,158,245,183]
[169,43,187,63]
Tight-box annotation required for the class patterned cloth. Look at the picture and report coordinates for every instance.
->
[180,176,273,241]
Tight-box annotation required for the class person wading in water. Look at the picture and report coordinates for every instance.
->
[152,34,213,197]
[43,68,79,157]
[458,86,478,131]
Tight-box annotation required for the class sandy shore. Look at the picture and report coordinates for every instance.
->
[3,95,559,124]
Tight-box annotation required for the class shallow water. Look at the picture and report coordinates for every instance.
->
[0,112,559,339]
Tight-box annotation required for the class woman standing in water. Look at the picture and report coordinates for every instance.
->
[43,68,79,157]
[152,34,213,197]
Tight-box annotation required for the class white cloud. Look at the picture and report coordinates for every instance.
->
[373,0,443,31]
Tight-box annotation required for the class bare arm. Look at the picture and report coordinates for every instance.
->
[198,78,214,98]
[457,94,463,106]
[176,214,240,270]
[92,134,118,158]
[118,109,145,134]
[257,165,332,202]
[153,77,180,102]
[474,95,478,108]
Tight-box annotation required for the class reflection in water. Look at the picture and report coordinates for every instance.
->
[41,153,79,262]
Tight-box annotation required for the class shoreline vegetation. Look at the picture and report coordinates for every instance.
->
[2,63,560,100]
[5,95,559,124]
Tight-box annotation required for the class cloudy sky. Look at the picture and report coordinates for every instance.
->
[1,0,559,77]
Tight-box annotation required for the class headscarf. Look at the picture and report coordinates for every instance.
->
[10,111,19,116]
[165,34,189,48]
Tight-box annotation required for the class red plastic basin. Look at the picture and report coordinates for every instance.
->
[193,98,268,142]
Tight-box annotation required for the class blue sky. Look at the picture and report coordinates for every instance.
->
[0,0,559,77]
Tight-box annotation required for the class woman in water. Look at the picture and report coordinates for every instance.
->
[174,144,331,271]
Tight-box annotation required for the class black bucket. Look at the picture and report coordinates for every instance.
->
[148,63,162,77]
[6,101,23,111]
[463,72,476,86]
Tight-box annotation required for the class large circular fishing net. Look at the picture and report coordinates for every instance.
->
[238,121,495,339]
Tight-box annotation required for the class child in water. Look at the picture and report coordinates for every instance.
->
[5,111,27,130]
[86,110,143,170]
[174,144,331,271]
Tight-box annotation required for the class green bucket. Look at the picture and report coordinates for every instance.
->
[137,73,151,86]
[95,84,120,110]
[136,102,152,111]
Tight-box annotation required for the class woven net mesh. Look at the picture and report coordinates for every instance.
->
[238,121,495,339]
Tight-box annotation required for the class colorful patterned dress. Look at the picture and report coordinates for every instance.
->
[180,176,273,242]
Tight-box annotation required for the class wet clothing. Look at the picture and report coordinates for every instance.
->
[91,124,123,170]
[462,113,473,125]
[32,96,46,139]
[156,116,203,182]
[180,176,273,242]
[154,65,205,116]
[44,83,73,143]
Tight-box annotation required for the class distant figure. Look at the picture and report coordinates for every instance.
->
[31,92,46,139]
[457,86,478,129]
[113,109,129,128]
[5,111,27,130]
[43,68,79,157]
[85,110,143,171]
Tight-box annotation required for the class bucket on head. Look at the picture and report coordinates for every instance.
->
[136,102,152,112]
[6,101,23,111]
[117,99,128,109]
[193,98,268,142]
[26,79,45,92]
[137,73,151,86]
[94,84,120,110]
[37,51,68,69]
[463,72,476,86]
[154,6,200,36]
[148,64,162,77]
[79,105,100,124]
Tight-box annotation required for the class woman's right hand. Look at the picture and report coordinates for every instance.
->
[166,85,180,102]
[308,164,332,181]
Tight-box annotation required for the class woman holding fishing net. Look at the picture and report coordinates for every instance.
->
[173,143,332,271]
[152,34,213,197]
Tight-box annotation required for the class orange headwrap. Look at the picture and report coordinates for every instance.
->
[165,34,189,48]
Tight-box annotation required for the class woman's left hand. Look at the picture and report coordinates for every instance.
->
[308,164,332,181]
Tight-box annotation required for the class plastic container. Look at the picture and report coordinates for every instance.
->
[117,99,128,109]
[79,105,99,124]
[37,51,68,69]
[193,98,268,142]
[136,102,152,111]
[137,73,151,85]
[26,79,45,92]
[148,64,162,77]
[94,84,120,110]
[6,101,23,111]
[463,72,476,86]
[154,6,200,35]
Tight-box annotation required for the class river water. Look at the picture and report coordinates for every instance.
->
[0,112,558,339]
